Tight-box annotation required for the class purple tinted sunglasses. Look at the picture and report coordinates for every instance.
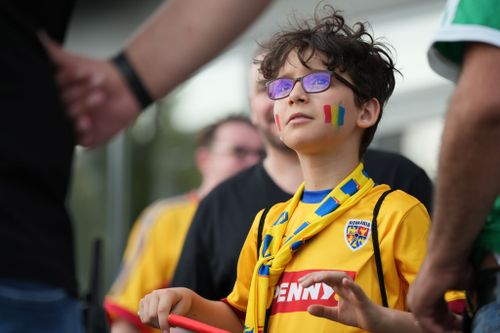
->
[266,71,367,100]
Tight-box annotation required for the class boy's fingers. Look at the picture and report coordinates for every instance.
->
[139,295,155,325]
[298,274,315,287]
[299,272,330,288]
[157,296,172,332]
[341,277,367,302]
[147,292,161,328]
[307,304,339,321]
[317,271,348,288]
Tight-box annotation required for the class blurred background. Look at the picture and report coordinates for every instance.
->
[66,0,453,298]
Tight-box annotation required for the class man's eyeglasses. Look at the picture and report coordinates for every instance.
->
[231,146,266,160]
[266,71,367,100]
[215,145,266,160]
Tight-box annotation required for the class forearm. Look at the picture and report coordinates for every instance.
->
[369,307,422,333]
[186,293,243,333]
[427,43,500,266]
[125,0,272,99]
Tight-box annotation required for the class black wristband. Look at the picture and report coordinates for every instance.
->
[111,52,153,109]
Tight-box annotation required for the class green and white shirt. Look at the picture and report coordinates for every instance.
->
[428,0,500,81]
[429,0,500,261]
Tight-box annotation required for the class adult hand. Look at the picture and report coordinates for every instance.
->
[40,34,142,147]
[299,271,380,331]
[408,258,467,333]
[139,288,194,332]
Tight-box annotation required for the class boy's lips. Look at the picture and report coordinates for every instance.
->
[287,112,313,125]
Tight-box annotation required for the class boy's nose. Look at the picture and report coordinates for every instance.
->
[288,82,308,104]
[288,82,307,105]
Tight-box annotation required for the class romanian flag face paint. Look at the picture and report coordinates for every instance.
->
[275,114,282,131]
[323,104,345,128]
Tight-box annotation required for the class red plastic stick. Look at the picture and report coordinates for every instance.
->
[168,314,230,333]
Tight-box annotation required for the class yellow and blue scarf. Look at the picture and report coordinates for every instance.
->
[244,163,374,333]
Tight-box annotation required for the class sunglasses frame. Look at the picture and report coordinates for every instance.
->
[266,70,368,100]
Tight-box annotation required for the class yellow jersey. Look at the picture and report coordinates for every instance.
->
[104,192,199,332]
[226,185,463,333]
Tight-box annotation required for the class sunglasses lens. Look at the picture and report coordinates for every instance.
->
[302,72,331,93]
[267,79,294,100]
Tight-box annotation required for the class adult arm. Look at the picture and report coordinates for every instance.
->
[409,42,500,332]
[44,0,272,147]
[124,0,271,100]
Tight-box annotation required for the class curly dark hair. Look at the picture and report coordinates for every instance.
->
[259,5,399,157]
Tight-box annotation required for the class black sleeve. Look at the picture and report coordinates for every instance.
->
[363,149,434,213]
[170,197,217,299]
[403,169,433,214]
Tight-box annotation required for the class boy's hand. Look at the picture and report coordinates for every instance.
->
[139,288,194,332]
[299,271,380,331]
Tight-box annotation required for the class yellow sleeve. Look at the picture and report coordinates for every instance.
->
[369,192,430,312]
[444,290,466,313]
[225,208,262,312]
[392,200,431,297]
[104,198,196,326]
[445,290,466,302]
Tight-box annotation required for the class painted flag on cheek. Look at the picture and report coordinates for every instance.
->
[323,104,345,128]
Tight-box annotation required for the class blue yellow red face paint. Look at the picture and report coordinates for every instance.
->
[275,114,282,131]
[323,104,345,127]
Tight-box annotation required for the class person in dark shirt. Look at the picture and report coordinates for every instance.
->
[171,56,433,300]
[0,2,81,332]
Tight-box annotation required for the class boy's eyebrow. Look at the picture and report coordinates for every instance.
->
[276,68,329,78]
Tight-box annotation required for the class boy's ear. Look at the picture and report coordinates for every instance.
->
[356,98,380,129]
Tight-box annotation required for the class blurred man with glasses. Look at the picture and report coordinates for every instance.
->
[104,115,263,333]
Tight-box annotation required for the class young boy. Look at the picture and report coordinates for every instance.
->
[138,7,462,333]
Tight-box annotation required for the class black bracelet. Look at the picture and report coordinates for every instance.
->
[111,52,153,109]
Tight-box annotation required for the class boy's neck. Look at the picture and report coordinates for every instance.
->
[264,147,302,194]
[299,149,360,191]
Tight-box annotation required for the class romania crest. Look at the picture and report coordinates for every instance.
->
[344,220,372,251]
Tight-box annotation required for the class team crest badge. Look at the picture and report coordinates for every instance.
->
[344,220,372,251]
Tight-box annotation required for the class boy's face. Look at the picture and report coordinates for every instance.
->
[272,49,378,156]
